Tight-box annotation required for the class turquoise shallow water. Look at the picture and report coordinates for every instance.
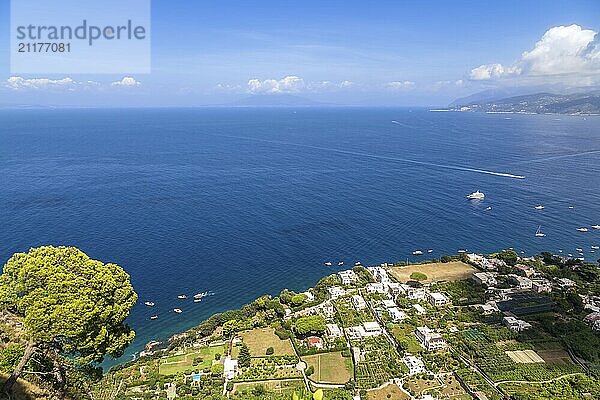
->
[1,107,599,364]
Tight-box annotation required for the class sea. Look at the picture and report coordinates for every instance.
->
[1,107,599,366]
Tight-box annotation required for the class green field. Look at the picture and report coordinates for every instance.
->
[303,351,353,384]
[159,344,225,376]
[234,327,295,357]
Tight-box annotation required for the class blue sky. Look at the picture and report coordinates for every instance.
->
[0,0,599,106]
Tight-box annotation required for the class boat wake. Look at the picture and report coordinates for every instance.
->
[218,135,526,180]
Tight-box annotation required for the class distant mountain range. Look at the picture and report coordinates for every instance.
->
[449,90,600,115]
[226,94,326,107]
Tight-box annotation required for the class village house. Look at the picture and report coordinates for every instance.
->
[223,356,238,380]
[345,322,383,340]
[584,312,600,331]
[365,282,386,294]
[307,336,324,349]
[326,323,343,339]
[405,286,426,300]
[508,274,533,290]
[413,303,426,314]
[556,278,576,288]
[386,282,403,297]
[531,278,552,293]
[387,307,407,322]
[428,292,451,306]
[503,316,532,332]
[515,264,535,277]
[338,269,359,285]
[382,299,396,308]
[351,294,367,310]
[402,355,426,375]
[472,272,497,287]
[415,326,446,351]
[328,286,346,299]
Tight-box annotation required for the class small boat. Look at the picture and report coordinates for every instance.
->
[485,206,492,211]
[568,206,574,209]
[592,225,600,230]
[558,250,563,253]
[412,250,423,256]
[535,226,546,237]
[324,261,332,266]
[173,308,183,313]
[177,295,188,299]
[458,249,467,254]
[568,253,573,257]
[355,261,361,266]
[427,249,434,253]
[577,257,585,261]
[466,190,485,200]
[150,315,159,320]
[591,246,599,250]
[577,227,589,232]
[144,301,155,307]
[194,298,202,303]
[576,248,583,252]
[534,205,545,210]
[338,262,344,266]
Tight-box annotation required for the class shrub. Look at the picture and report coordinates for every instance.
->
[266,347,274,355]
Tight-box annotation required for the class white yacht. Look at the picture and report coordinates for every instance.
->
[534,205,545,210]
[535,226,546,237]
[591,246,599,250]
[194,298,202,303]
[592,225,600,230]
[466,190,485,200]
[412,250,423,256]
[144,301,155,307]
[173,308,183,313]
[427,249,434,253]
[338,261,344,266]
[177,294,188,299]
[324,261,332,266]
[150,315,159,320]
[577,227,589,232]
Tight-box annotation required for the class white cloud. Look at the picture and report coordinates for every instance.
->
[247,75,305,94]
[469,25,600,85]
[6,76,81,90]
[385,81,416,90]
[111,77,141,87]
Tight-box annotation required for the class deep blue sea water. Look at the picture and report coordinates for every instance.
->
[1,108,599,365]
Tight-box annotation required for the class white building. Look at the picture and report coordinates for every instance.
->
[328,286,346,299]
[363,321,383,335]
[382,299,396,309]
[428,292,451,306]
[345,322,383,340]
[557,278,576,288]
[405,286,426,300]
[386,282,403,297]
[415,326,446,351]
[302,291,315,302]
[338,270,359,285]
[509,274,533,290]
[367,266,391,284]
[326,323,344,338]
[413,304,426,314]
[531,278,552,293]
[365,282,386,294]
[472,272,497,287]
[351,295,367,310]
[402,355,426,375]
[387,307,407,322]
[503,316,532,332]
[223,356,238,380]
